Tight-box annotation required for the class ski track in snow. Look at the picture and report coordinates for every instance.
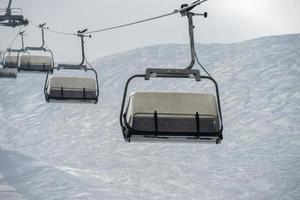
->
[0,34,300,200]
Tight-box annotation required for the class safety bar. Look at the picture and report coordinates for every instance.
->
[57,64,88,71]
[25,47,47,51]
[6,48,22,52]
[145,68,201,81]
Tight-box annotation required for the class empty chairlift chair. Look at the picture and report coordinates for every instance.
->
[0,32,26,78]
[44,29,99,104]
[19,24,54,73]
[45,65,99,103]
[4,52,19,68]
[120,70,223,143]
[1,51,17,78]
[19,53,53,73]
[120,3,223,143]
[0,0,28,27]
[0,66,17,78]
[0,49,21,78]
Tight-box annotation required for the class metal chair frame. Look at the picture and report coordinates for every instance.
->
[44,29,100,104]
[0,0,28,27]
[19,24,55,73]
[2,31,26,70]
[120,3,223,143]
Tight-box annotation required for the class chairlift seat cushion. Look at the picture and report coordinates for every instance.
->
[20,55,53,71]
[47,77,97,100]
[126,92,221,135]
[0,67,17,78]
[4,56,19,68]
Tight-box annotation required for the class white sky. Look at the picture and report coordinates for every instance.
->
[0,0,300,62]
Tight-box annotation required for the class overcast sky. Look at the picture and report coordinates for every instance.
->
[1,0,299,62]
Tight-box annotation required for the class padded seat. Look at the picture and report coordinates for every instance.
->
[126,92,221,136]
[47,77,97,100]
[4,56,19,68]
[20,55,53,71]
[0,67,17,78]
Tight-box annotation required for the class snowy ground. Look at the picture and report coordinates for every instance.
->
[0,34,299,200]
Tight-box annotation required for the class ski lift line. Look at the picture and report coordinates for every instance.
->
[28,20,76,36]
[45,27,76,36]
[27,0,208,37]
[86,12,176,34]
[86,0,208,34]
[7,25,23,49]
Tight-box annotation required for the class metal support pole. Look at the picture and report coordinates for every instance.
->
[186,12,196,70]
[79,35,85,65]
[7,0,12,10]
[6,0,12,15]
[6,0,12,24]
[19,31,25,50]
[77,29,91,66]
[41,28,45,48]
[39,23,47,48]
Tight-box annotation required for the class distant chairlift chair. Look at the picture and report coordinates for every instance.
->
[0,0,28,27]
[120,3,223,144]
[19,24,54,73]
[0,49,19,78]
[0,31,25,78]
[44,29,99,104]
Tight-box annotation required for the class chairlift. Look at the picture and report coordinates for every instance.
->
[0,67,17,78]
[18,24,54,73]
[120,3,223,144]
[44,29,99,104]
[0,31,25,78]
[0,50,18,78]
[0,0,28,27]
[0,51,16,78]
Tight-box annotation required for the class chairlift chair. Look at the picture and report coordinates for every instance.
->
[0,50,18,78]
[3,49,20,70]
[0,67,17,78]
[44,29,99,104]
[0,51,16,78]
[0,31,25,78]
[19,24,54,73]
[0,0,28,27]
[120,3,223,144]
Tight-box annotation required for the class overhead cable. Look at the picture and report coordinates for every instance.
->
[7,26,23,49]
[28,0,208,36]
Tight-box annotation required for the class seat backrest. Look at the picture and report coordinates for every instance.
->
[20,55,52,66]
[5,56,18,65]
[128,92,218,116]
[49,77,96,90]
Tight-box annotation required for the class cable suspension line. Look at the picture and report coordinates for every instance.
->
[28,20,76,36]
[27,0,208,36]
[87,0,208,34]
[7,25,23,49]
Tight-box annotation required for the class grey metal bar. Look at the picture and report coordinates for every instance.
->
[39,24,46,48]
[77,29,91,66]
[145,68,201,81]
[57,64,87,70]
[25,47,46,51]
[186,12,196,70]
[7,0,12,11]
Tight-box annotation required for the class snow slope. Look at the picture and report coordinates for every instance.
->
[0,34,299,200]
